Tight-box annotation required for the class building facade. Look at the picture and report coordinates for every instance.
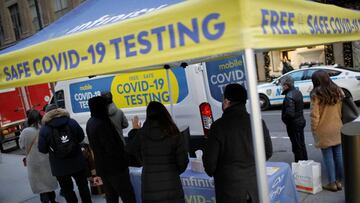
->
[0,0,84,50]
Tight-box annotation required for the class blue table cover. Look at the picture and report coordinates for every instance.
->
[129,162,299,203]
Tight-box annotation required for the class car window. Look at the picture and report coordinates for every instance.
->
[304,69,318,80]
[325,70,341,77]
[50,90,65,109]
[287,70,305,81]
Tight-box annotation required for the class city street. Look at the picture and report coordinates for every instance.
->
[263,105,360,203]
[1,105,357,203]
[0,0,359,202]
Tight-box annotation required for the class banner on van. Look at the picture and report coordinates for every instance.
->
[1,0,359,89]
[69,68,188,112]
[206,56,247,102]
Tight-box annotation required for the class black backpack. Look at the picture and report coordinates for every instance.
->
[50,124,77,158]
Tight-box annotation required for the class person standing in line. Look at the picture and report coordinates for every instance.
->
[281,76,308,162]
[203,83,273,203]
[38,104,92,203]
[126,101,189,203]
[310,70,344,192]
[20,109,58,203]
[101,92,129,144]
[87,96,136,203]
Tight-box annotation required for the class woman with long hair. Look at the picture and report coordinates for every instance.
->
[310,70,344,192]
[126,101,189,203]
[19,109,58,202]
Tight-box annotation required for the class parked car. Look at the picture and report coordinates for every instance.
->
[258,65,360,110]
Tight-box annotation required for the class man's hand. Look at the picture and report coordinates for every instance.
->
[92,176,103,186]
[132,116,141,129]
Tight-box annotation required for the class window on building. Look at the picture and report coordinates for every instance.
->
[28,0,41,31]
[8,4,22,40]
[54,0,68,12]
[53,0,69,19]
[0,17,4,46]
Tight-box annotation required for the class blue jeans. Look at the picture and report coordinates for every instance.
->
[321,144,344,183]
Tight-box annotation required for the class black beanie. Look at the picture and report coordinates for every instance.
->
[45,104,58,112]
[224,83,247,104]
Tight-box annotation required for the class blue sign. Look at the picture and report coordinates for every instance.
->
[69,76,113,113]
[129,162,299,203]
[206,56,246,102]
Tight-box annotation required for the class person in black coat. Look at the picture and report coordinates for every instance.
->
[86,96,136,203]
[126,101,189,203]
[281,75,308,162]
[38,104,92,203]
[203,83,273,203]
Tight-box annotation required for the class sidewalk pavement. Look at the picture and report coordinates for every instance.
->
[0,148,345,203]
[0,153,108,203]
[270,132,345,203]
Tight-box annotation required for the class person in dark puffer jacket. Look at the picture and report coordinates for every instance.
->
[126,101,189,203]
[281,75,308,162]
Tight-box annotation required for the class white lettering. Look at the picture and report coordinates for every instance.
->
[66,5,169,34]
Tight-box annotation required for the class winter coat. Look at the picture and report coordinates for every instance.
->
[281,87,306,128]
[38,108,86,177]
[310,96,343,148]
[108,103,128,144]
[86,115,128,177]
[20,127,58,194]
[203,104,273,203]
[126,121,189,203]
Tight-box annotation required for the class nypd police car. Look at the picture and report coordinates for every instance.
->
[258,65,360,110]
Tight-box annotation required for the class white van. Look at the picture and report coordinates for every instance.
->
[51,56,246,155]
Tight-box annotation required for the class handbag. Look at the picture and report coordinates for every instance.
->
[22,136,38,167]
[342,96,359,124]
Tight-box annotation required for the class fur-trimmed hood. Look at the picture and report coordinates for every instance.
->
[42,108,70,125]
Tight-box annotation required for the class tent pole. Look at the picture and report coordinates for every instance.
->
[244,48,270,203]
[166,69,175,118]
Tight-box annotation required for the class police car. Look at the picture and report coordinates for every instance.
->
[258,65,360,110]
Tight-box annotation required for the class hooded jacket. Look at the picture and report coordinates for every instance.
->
[86,97,128,176]
[38,108,86,176]
[108,103,128,144]
[126,120,189,203]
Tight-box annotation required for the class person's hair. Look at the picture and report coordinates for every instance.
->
[281,75,294,88]
[27,109,42,129]
[25,109,32,118]
[101,91,113,104]
[310,70,343,105]
[146,101,180,136]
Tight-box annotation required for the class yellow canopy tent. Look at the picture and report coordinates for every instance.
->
[1,0,359,202]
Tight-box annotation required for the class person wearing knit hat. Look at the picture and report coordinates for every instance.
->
[45,104,58,113]
[281,75,308,162]
[203,83,273,203]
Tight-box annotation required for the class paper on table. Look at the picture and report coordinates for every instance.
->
[266,167,280,176]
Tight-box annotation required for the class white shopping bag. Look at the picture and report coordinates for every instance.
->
[292,160,322,194]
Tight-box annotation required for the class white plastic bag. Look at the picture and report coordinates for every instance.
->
[292,160,322,194]
[191,150,205,173]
